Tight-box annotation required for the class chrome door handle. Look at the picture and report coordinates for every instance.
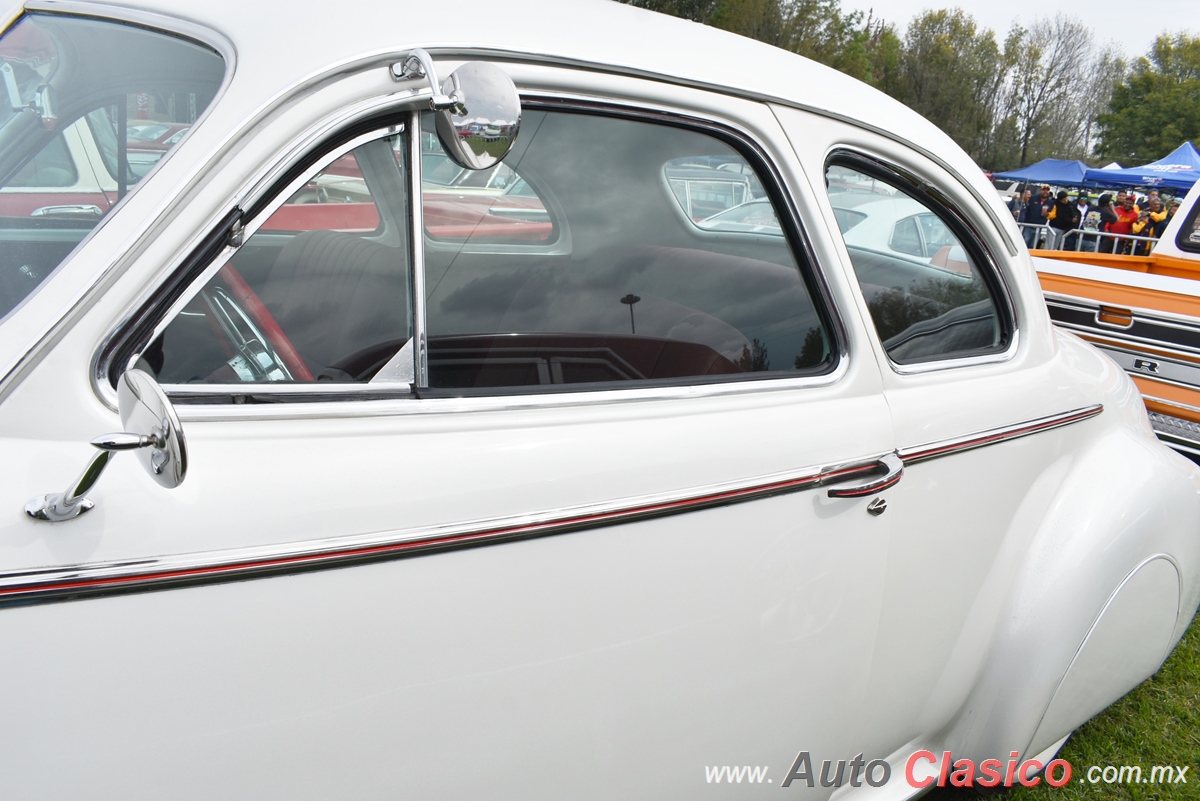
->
[826,453,903,498]
[31,204,103,218]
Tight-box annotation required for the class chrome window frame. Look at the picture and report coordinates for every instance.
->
[98,85,853,418]
[413,97,847,398]
[159,125,406,351]
[824,149,1019,374]
[95,93,426,403]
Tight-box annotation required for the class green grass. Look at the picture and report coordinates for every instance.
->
[930,611,1200,800]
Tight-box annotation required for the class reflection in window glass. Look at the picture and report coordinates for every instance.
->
[422,118,553,245]
[260,151,380,233]
[423,110,832,391]
[0,14,225,323]
[10,132,77,187]
[826,163,1004,363]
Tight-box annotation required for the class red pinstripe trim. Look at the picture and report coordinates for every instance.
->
[1,466,848,605]
[900,404,1103,463]
[3,404,1101,606]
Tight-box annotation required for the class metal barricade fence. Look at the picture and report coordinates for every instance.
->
[1016,223,1157,255]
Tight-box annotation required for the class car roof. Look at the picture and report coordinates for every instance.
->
[7,1,973,173]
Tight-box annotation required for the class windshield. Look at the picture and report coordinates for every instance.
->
[0,13,225,323]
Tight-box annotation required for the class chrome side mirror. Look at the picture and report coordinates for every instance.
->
[25,370,187,521]
[391,50,521,170]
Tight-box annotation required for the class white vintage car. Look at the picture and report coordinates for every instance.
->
[0,1,1198,798]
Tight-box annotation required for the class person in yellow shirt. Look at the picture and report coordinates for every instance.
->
[1046,190,1081,249]
[1132,197,1168,255]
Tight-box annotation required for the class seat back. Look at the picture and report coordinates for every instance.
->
[260,230,410,376]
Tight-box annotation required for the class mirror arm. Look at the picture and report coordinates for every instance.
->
[25,369,186,523]
[25,434,155,522]
[389,49,462,112]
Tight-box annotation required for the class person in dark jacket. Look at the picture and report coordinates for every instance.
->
[1096,194,1119,254]
[1020,185,1050,249]
[1046,190,1081,250]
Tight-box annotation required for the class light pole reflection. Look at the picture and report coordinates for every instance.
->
[620,293,641,334]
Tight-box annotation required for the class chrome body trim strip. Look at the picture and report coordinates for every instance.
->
[164,367,850,422]
[1143,392,1200,417]
[5,455,881,607]
[1066,330,1200,368]
[1095,347,1200,392]
[899,404,1103,464]
[887,329,1020,374]
[3,404,1103,607]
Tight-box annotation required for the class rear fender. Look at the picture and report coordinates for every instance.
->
[934,340,1200,762]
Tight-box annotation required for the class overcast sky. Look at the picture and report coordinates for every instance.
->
[843,1,1198,58]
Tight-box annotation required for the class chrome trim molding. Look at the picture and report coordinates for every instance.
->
[165,367,850,422]
[900,404,1103,463]
[6,454,886,607]
[1143,392,1200,417]
[1095,347,1200,393]
[4,404,1103,607]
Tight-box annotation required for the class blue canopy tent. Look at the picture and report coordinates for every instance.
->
[992,158,1091,186]
[1083,142,1200,191]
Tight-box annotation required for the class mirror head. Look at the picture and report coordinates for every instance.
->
[434,61,521,171]
[118,369,187,489]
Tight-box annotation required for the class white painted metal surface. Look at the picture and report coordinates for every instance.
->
[0,2,1197,799]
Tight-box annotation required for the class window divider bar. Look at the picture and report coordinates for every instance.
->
[408,110,430,389]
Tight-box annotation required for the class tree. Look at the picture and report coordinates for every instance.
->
[1073,46,1127,158]
[862,15,903,95]
[775,0,871,81]
[1008,15,1093,167]
[890,10,1011,164]
[710,0,786,45]
[1096,33,1200,165]
[613,0,722,22]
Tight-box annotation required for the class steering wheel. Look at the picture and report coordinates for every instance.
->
[201,264,314,382]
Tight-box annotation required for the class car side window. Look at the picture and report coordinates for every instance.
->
[825,161,1008,364]
[421,109,833,391]
[145,133,412,385]
[0,14,224,323]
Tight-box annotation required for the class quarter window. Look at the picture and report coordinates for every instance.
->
[825,160,1008,364]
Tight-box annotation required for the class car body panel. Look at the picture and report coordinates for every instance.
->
[0,2,1197,799]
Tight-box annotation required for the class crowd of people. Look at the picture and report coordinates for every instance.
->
[1010,184,1183,255]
